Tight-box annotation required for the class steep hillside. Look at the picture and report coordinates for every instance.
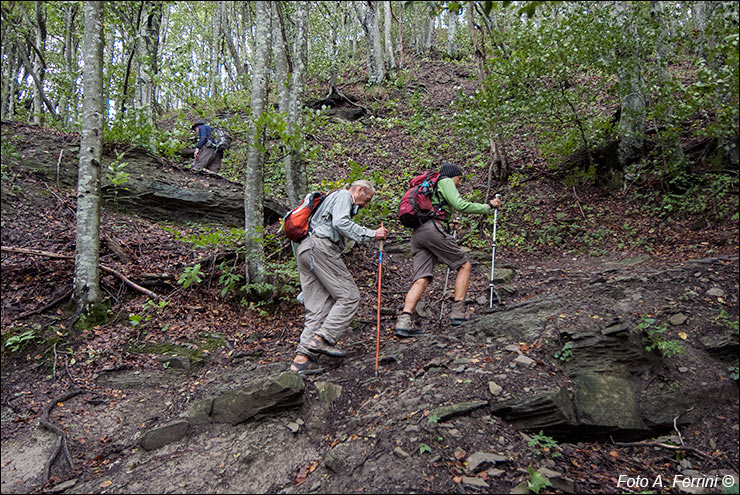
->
[1,56,738,494]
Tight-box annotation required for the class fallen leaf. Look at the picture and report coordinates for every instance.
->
[678,331,688,340]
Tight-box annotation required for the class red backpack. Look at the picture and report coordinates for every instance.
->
[397,171,445,228]
[281,190,335,242]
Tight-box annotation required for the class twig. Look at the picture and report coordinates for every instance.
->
[18,288,73,318]
[572,186,586,219]
[1,246,160,299]
[55,149,63,189]
[613,441,710,458]
[674,407,693,446]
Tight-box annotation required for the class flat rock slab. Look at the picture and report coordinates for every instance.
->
[209,372,305,425]
[431,400,488,422]
[139,420,190,451]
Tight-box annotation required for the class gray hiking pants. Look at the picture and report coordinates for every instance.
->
[295,236,360,357]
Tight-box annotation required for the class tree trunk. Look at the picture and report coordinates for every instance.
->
[447,8,458,59]
[32,1,47,125]
[651,1,685,167]
[134,1,162,133]
[615,1,646,188]
[60,3,79,126]
[422,14,434,54]
[284,1,310,206]
[384,1,397,69]
[467,6,485,83]
[356,1,385,85]
[74,1,105,313]
[244,1,271,287]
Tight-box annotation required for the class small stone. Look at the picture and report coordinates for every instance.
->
[448,428,462,438]
[287,422,300,433]
[488,381,503,396]
[466,451,508,472]
[706,287,725,297]
[488,468,505,477]
[393,446,410,458]
[513,354,535,368]
[503,344,521,353]
[668,313,688,326]
[310,481,321,492]
[461,476,489,488]
[678,367,689,373]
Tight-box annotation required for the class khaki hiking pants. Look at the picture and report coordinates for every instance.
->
[295,236,360,358]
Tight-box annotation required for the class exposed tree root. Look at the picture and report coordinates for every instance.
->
[40,389,86,483]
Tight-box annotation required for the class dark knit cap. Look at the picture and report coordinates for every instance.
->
[191,119,207,130]
[440,163,463,178]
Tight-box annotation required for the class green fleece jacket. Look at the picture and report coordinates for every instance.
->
[432,177,491,221]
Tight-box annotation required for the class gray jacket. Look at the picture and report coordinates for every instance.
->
[308,189,375,250]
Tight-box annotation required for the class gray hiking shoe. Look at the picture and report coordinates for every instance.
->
[395,312,425,338]
[450,300,469,326]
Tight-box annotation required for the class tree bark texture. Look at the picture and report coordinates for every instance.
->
[615,2,646,185]
[244,0,271,286]
[357,1,385,85]
[74,1,105,311]
[284,1,310,206]
[383,1,397,69]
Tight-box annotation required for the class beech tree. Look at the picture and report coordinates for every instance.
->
[244,0,271,287]
[73,0,105,314]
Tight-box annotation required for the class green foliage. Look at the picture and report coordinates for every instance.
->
[129,298,170,329]
[712,309,739,333]
[528,430,560,456]
[527,466,553,494]
[105,152,130,204]
[165,225,246,250]
[637,316,685,358]
[418,443,432,454]
[554,342,574,362]
[3,327,37,353]
[178,264,204,289]
[427,414,441,424]
[729,366,739,381]
[217,261,244,297]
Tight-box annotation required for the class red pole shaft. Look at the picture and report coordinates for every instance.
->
[375,224,384,375]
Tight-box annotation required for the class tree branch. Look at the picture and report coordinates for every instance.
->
[1,246,160,300]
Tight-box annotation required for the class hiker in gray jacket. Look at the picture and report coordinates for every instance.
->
[290,180,388,375]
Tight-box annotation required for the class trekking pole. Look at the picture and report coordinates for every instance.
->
[489,195,501,310]
[375,223,385,376]
[439,218,460,321]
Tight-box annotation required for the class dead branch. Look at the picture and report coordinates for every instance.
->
[1,246,160,299]
[40,389,86,483]
[613,441,711,458]
[18,288,73,319]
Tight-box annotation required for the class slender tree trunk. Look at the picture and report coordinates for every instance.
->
[284,1,310,206]
[397,4,403,68]
[356,1,385,85]
[467,6,485,83]
[422,14,434,54]
[447,8,458,59]
[651,1,685,167]
[74,0,105,313]
[383,1,396,70]
[32,1,47,125]
[244,0,271,287]
[615,2,646,187]
[134,1,162,133]
[210,2,224,99]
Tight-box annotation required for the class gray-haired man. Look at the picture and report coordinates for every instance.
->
[290,180,388,375]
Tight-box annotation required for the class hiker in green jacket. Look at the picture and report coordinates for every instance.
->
[395,163,501,337]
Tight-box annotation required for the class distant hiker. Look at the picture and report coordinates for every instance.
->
[191,120,223,173]
[395,163,501,337]
[290,180,389,375]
